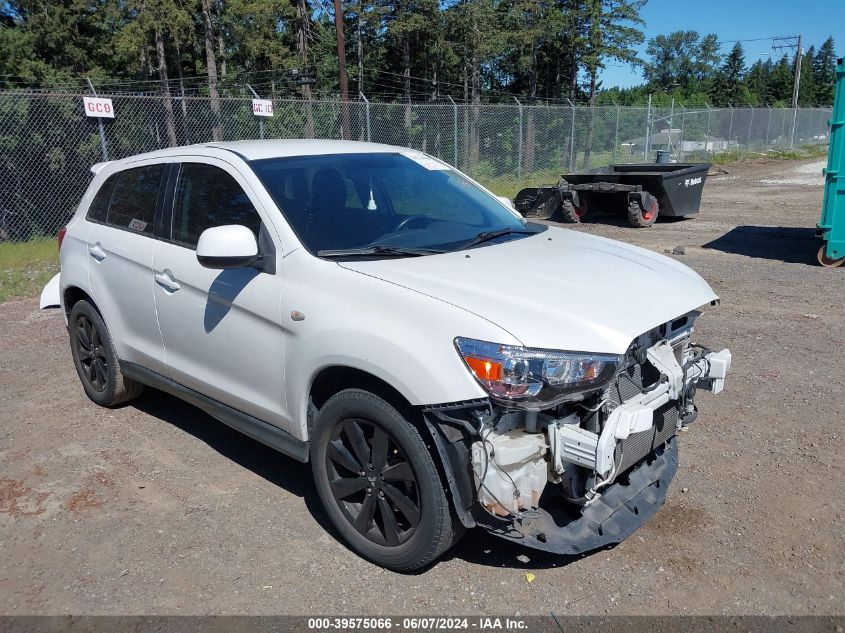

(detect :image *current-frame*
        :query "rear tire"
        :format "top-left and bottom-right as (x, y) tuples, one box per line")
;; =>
(627, 197), (659, 227)
(310, 389), (460, 571)
(68, 300), (144, 407)
(560, 196), (589, 223)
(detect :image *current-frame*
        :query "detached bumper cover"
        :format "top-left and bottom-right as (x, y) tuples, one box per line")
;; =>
(478, 437), (678, 555)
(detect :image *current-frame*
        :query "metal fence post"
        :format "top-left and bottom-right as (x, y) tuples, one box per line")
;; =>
(514, 97), (523, 180)
(790, 107), (798, 147)
(747, 104), (754, 149)
(613, 100), (620, 163)
(448, 95), (458, 168)
(727, 105), (734, 147)
(765, 105), (772, 148)
(705, 104), (712, 157)
(246, 84), (264, 140)
(679, 106), (686, 161)
(86, 78), (109, 161)
(644, 93), (652, 159)
(567, 99), (576, 170)
(359, 91), (371, 142)
(668, 98), (675, 157)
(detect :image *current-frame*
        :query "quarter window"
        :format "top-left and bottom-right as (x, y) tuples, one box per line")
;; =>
(106, 164), (164, 233)
(171, 163), (261, 247)
(86, 175), (117, 223)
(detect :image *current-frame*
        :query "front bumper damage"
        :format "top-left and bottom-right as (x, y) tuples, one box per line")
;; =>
(422, 324), (731, 556)
(481, 438), (678, 555)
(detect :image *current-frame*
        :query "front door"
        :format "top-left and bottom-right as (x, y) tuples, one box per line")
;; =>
(152, 159), (289, 429)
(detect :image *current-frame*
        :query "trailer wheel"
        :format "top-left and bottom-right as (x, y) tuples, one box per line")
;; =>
(817, 245), (844, 268)
(561, 196), (589, 223)
(628, 197), (659, 228)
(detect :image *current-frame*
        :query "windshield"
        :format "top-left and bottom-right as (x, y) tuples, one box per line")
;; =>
(250, 152), (539, 255)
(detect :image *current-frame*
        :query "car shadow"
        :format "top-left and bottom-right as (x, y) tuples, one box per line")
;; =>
(439, 529), (587, 572)
(131, 390), (336, 538)
(702, 225), (819, 265)
(131, 390), (600, 573)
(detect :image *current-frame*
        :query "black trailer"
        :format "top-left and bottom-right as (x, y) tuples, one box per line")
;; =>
(514, 162), (712, 228)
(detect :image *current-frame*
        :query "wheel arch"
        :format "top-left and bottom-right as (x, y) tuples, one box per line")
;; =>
(63, 285), (98, 319)
(309, 365), (417, 427)
(307, 364), (480, 530)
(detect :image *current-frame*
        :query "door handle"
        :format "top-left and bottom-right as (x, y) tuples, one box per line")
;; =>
(154, 270), (181, 292)
(88, 243), (106, 261)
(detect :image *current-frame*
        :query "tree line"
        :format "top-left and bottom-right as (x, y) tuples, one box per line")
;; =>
(601, 32), (839, 108)
(0, 1), (838, 107)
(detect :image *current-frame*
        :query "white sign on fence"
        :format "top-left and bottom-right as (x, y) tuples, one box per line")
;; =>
(252, 99), (274, 117)
(82, 96), (115, 118)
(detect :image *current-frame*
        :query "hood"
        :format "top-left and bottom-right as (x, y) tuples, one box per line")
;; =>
(340, 226), (718, 354)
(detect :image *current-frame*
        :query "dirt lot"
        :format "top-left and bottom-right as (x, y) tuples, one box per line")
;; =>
(1, 158), (843, 616)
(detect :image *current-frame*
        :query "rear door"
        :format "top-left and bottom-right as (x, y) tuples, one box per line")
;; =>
(85, 161), (168, 374)
(152, 158), (289, 428)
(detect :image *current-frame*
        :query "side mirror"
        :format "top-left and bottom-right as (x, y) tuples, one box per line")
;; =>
(496, 195), (515, 210)
(196, 225), (260, 269)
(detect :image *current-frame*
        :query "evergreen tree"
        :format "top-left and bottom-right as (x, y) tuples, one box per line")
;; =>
(768, 54), (794, 105)
(798, 45), (817, 106)
(709, 42), (745, 106)
(814, 37), (837, 105)
(744, 58), (772, 105)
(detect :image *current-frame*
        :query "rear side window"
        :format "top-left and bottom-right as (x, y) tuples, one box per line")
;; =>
(105, 165), (165, 233)
(86, 175), (117, 223)
(171, 163), (261, 247)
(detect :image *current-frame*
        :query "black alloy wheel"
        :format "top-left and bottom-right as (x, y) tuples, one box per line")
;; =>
(327, 418), (420, 546)
(74, 313), (108, 392)
(310, 389), (461, 571)
(68, 299), (144, 407)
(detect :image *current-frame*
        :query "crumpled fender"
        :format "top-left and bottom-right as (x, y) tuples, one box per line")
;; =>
(39, 273), (61, 309)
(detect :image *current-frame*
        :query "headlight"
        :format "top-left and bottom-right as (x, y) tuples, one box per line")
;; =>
(455, 337), (622, 409)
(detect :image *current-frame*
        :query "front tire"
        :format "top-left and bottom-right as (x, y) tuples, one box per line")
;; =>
(68, 300), (144, 407)
(628, 196), (659, 227)
(560, 195), (589, 223)
(310, 389), (459, 571)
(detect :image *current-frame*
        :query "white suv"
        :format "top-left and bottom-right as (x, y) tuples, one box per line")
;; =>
(59, 140), (731, 571)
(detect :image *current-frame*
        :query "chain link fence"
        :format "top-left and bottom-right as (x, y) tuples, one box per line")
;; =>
(0, 88), (832, 242)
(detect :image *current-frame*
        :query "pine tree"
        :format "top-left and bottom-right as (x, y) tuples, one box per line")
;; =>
(798, 45), (818, 106)
(709, 42), (745, 106)
(813, 37), (837, 105)
(768, 54), (794, 105)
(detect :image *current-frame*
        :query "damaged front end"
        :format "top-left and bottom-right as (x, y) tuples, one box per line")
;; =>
(423, 311), (731, 555)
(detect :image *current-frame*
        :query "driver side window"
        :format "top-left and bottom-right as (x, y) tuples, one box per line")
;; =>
(171, 163), (262, 247)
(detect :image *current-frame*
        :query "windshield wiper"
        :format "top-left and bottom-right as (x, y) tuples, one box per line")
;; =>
(461, 227), (537, 249)
(317, 245), (444, 258)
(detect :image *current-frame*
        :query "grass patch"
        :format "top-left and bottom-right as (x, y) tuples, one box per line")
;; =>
(476, 168), (564, 198)
(0, 237), (59, 303)
(711, 144), (828, 166)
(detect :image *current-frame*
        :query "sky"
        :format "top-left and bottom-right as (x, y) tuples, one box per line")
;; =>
(598, 0), (845, 89)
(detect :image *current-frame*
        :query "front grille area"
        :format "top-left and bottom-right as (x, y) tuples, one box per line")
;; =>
(607, 361), (661, 405)
(603, 332), (688, 476)
(614, 400), (679, 474)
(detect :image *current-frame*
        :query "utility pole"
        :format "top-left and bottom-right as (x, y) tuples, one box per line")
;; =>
(333, 0), (351, 139)
(773, 35), (803, 109)
(773, 34), (803, 145)
(790, 34), (803, 109)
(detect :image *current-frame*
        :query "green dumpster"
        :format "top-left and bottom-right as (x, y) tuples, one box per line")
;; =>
(817, 57), (845, 267)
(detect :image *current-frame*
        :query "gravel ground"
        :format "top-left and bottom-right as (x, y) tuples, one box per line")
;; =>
(759, 159), (827, 186)
(1, 158), (843, 616)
